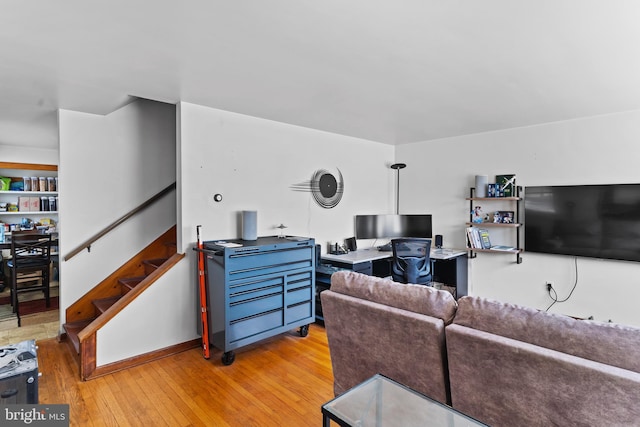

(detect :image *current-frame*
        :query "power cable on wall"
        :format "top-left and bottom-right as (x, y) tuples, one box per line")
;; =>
(545, 257), (579, 312)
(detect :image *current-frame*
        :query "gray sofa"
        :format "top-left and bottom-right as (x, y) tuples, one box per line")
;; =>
(321, 271), (640, 426)
(447, 296), (640, 426)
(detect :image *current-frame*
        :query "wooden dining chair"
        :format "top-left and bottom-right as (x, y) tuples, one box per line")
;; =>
(7, 231), (53, 326)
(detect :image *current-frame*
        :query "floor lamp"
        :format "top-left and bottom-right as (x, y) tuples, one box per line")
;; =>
(390, 163), (406, 214)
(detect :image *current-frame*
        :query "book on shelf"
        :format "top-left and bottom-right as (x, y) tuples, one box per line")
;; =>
(466, 227), (483, 249)
(490, 245), (516, 251)
(466, 227), (516, 251)
(465, 227), (475, 248)
(478, 229), (492, 249)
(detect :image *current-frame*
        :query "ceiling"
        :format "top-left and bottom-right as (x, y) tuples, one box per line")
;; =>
(2, 1), (640, 149)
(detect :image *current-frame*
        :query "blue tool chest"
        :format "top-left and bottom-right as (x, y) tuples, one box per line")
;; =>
(202, 236), (315, 365)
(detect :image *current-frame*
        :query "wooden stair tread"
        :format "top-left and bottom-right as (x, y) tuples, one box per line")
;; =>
(92, 296), (121, 314)
(142, 258), (168, 275)
(118, 276), (146, 293)
(63, 319), (94, 353)
(143, 258), (167, 267)
(59, 226), (179, 380)
(118, 275), (146, 284)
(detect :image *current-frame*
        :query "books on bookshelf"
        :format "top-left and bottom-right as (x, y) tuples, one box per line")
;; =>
(466, 227), (479, 249)
(466, 227), (491, 249)
(466, 227), (516, 251)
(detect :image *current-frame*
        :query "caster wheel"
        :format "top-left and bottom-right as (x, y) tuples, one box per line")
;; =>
(222, 351), (235, 366)
(299, 324), (309, 337)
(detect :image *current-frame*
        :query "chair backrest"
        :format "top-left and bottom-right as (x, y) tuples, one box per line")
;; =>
(391, 238), (432, 284)
(10, 232), (53, 268)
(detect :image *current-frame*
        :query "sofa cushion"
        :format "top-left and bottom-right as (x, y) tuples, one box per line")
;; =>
(453, 296), (640, 373)
(330, 271), (457, 324)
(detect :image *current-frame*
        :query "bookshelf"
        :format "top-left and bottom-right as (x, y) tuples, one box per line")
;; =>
(466, 186), (522, 264)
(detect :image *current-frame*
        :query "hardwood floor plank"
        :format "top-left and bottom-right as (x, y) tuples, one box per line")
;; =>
(38, 341), (95, 426)
(134, 366), (194, 427)
(93, 376), (135, 426)
(147, 366), (224, 426)
(37, 324), (335, 426)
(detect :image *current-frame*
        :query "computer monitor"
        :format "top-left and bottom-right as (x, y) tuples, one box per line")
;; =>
(354, 214), (432, 239)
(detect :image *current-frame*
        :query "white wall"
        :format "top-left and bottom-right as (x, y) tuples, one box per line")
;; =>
(0, 145), (58, 165)
(58, 99), (190, 365)
(397, 109), (640, 327)
(177, 103), (395, 342)
(59, 99), (177, 305)
(90, 101), (395, 366)
(178, 102), (395, 252)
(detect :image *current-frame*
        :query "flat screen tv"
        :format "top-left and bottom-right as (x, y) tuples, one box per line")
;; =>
(524, 184), (640, 262)
(354, 214), (432, 239)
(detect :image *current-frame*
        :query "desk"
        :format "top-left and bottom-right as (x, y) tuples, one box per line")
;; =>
(322, 248), (392, 275)
(321, 248), (468, 297)
(321, 373), (487, 427)
(315, 248), (467, 324)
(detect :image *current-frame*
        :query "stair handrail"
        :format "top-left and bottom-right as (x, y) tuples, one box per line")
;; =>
(64, 182), (176, 261)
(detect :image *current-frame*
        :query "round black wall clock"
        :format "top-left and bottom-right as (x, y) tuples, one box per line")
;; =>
(291, 168), (344, 209)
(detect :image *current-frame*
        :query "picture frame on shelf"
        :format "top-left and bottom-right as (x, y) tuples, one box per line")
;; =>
(493, 211), (515, 224)
(496, 174), (516, 197)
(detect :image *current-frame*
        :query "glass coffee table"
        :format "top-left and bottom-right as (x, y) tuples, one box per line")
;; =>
(321, 374), (487, 427)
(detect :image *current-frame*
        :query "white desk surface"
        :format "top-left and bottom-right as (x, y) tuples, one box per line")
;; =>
(321, 247), (466, 265)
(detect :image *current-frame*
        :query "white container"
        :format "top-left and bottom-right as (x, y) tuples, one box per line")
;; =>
(475, 175), (488, 198)
(242, 210), (257, 240)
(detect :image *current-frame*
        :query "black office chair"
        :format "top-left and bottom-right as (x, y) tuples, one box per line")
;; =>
(7, 231), (52, 326)
(391, 238), (432, 285)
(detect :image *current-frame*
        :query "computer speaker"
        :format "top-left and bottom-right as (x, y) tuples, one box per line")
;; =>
(344, 237), (357, 252)
(242, 210), (257, 240)
(435, 234), (443, 248)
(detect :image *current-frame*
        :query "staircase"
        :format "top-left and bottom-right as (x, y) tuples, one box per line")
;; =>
(61, 226), (184, 380)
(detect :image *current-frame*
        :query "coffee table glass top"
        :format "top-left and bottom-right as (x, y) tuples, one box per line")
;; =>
(322, 374), (487, 427)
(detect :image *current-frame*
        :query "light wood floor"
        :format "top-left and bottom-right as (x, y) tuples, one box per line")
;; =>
(37, 323), (334, 426)
(0, 280), (60, 346)
(0, 311), (59, 345)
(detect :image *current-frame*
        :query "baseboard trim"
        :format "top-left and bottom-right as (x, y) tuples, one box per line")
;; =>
(85, 338), (201, 381)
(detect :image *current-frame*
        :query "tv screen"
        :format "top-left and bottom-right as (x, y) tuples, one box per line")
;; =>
(355, 214), (432, 239)
(524, 184), (640, 262)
